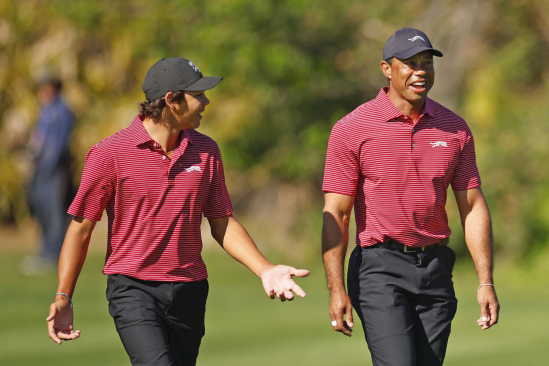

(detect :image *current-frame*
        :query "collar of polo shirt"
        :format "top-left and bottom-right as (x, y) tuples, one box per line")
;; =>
(378, 87), (436, 123)
(129, 116), (194, 147)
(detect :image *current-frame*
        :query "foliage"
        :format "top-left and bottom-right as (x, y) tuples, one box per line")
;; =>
(0, 0), (548, 260)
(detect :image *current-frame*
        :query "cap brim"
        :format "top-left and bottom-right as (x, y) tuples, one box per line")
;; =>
(394, 47), (443, 60)
(184, 76), (223, 91)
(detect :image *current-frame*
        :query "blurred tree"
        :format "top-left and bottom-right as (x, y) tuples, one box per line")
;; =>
(0, 0), (547, 261)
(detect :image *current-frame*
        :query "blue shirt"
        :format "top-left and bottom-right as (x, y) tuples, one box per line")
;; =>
(30, 96), (74, 177)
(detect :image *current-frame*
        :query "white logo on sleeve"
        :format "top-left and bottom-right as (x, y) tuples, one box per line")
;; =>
(408, 36), (425, 42)
(430, 141), (448, 148)
(185, 166), (202, 173)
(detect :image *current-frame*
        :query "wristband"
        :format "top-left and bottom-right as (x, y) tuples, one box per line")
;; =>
(55, 292), (73, 307)
(477, 284), (494, 292)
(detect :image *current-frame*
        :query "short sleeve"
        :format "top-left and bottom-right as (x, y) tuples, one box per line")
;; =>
(451, 126), (482, 190)
(322, 121), (360, 195)
(203, 144), (233, 218)
(68, 145), (115, 221)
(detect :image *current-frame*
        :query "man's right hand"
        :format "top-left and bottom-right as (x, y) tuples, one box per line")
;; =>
(329, 290), (354, 337)
(46, 298), (80, 344)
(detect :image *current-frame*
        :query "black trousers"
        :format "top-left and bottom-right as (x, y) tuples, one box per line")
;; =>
(106, 274), (209, 366)
(348, 244), (458, 366)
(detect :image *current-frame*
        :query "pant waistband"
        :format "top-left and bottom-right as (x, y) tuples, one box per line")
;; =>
(366, 237), (449, 253)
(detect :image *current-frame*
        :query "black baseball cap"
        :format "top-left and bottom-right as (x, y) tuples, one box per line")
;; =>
(383, 28), (443, 61)
(142, 57), (223, 101)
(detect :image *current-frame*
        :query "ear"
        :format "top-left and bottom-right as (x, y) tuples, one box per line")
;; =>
(380, 60), (392, 80)
(164, 91), (175, 108)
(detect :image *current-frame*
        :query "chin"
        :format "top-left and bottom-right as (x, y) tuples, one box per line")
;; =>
(406, 93), (424, 103)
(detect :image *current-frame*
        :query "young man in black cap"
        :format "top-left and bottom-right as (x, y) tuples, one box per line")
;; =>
(46, 57), (309, 366)
(322, 28), (499, 365)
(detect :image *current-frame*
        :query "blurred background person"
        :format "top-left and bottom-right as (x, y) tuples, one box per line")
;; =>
(20, 74), (75, 276)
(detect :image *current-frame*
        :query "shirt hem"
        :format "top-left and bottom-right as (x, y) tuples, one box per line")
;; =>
(103, 271), (209, 283)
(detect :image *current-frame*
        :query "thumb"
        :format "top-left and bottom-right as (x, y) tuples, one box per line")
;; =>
(290, 268), (310, 278)
(346, 303), (354, 328)
(46, 304), (57, 322)
(480, 304), (490, 322)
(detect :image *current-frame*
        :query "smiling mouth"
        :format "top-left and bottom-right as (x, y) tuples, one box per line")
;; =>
(410, 81), (427, 93)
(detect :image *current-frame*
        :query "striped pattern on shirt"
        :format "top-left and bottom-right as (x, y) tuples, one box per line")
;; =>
(68, 116), (233, 282)
(323, 87), (481, 248)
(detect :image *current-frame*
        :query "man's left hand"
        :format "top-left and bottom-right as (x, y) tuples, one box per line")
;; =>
(476, 286), (500, 330)
(261, 265), (310, 301)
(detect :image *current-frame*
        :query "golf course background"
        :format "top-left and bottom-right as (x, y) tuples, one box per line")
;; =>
(1, 0), (549, 364)
(1, 239), (548, 365)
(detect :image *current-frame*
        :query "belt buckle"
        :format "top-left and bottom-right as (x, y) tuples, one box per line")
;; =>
(404, 246), (423, 253)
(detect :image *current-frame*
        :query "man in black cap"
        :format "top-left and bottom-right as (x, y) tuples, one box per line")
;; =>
(46, 57), (309, 366)
(322, 28), (499, 365)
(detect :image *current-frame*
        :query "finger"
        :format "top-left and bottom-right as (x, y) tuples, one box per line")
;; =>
(329, 311), (340, 331)
(340, 307), (352, 336)
(490, 302), (499, 326)
(479, 303), (490, 324)
(284, 291), (294, 301)
(57, 330), (80, 340)
(278, 292), (287, 302)
(290, 283), (306, 298)
(341, 321), (352, 337)
(289, 268), (310, 278)
(47, 322), (62, 345)
(343, 321), (353, 336)
(266, 288), (276, 300)
(345, 303), (354, 328)
(334, 313), (351, 337)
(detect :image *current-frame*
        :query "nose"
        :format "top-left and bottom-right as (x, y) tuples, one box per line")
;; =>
(202, 95), (210, 106)
(414, 67), (426, 76)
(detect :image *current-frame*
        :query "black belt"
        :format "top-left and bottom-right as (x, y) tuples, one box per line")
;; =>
(366, 237), (449, 253)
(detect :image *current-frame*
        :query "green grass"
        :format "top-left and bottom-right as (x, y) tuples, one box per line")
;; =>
(1, 250), (548, 365)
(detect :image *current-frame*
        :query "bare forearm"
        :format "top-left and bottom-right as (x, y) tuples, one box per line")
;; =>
(210, 216), (274, 278)
(56, 218), (95, 298)
(322, 210), (350, 293)
(463, 204), (494, 284)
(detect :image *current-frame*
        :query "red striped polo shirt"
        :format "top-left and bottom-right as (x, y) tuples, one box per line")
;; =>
(323, 87), (481, 248)
(68, 115), (233, 282)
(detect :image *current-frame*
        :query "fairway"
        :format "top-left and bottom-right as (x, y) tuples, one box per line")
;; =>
(1, 250), (547, 366)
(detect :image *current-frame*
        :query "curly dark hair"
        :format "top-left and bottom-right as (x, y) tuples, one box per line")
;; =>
(138, 91), (186, 120)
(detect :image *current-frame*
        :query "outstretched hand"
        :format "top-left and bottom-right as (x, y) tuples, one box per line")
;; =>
(261, 265), (310, 302)
(46, 299), (81, 344)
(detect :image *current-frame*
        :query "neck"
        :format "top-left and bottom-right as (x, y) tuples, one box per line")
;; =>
(142, 116), (182, 155)
(386, 88), (426, 121)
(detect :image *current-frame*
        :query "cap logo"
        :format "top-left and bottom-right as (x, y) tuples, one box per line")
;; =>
(408, 36), (425, 42)
(188, 61), (200, 73)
